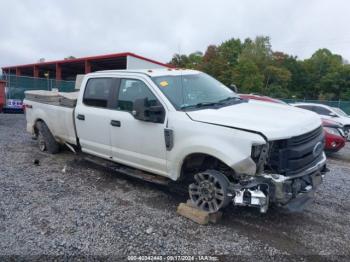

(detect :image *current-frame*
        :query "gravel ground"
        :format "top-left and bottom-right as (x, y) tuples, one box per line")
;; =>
(1, 114), (350, 261)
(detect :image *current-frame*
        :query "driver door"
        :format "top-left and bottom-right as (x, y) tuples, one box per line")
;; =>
(109, 78), (168, 176)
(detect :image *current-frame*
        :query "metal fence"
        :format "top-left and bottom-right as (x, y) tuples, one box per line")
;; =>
(0, 74), (75, 100)
(1, 74), (350, 114)
(281, 98), (350, 115)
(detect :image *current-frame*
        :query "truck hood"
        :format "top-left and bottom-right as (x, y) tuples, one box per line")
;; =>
(187, 100), (322, 141)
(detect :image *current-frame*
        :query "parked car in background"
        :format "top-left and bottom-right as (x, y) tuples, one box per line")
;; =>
(292, 103), (350, 140)
(239, 94), (287, 105)
(322, 118), (346, 152)
(3, 99), (24, 113)
(244, 95), (346, 153)
(332, 107), (349, 117)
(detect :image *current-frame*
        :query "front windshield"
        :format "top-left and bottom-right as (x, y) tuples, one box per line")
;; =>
(151, 73), (239, 109)
(332, 107), (348, 117)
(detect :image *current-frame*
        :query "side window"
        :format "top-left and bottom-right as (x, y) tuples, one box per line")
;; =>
(313, 106), (332, 116)
(117, 79), (158, 112)
(83, 78), (114, 108)
(297, 105), (313, 111)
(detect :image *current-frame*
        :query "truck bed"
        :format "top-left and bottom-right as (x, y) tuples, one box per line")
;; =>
(24, 90), (78, 145)
(25, 90), (79, 107)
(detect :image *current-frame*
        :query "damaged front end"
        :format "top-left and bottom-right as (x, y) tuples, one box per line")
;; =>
(229, 126), (328, 213)
(262, 156), (327, 212)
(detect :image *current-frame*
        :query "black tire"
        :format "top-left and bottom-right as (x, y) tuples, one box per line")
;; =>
(188, 169), (230, 213)
(35, 121), (60, 154)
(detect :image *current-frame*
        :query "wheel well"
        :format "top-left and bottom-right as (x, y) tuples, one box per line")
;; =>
(33, 119), (44, 136)
(179, 153), (235, 182)
(33, 119), (44, 135)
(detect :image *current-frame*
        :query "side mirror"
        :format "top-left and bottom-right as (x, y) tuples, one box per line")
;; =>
(230, 84), (238, 93)
(133, 98), (165, 123)
(329, 112), (338, 118)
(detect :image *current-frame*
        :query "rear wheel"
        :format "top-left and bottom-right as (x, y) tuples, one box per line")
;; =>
(188, 170), (230, 213)
(35, 121), (60, 154)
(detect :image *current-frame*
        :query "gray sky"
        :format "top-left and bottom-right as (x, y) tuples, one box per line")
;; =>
(0, 0), (349, 68)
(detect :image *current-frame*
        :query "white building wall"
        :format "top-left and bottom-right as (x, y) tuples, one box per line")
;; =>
(126, 55), (168, 70)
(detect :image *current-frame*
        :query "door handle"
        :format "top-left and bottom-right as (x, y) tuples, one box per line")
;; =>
(110, 120), (121, 127)
(77, 114), (85, 120)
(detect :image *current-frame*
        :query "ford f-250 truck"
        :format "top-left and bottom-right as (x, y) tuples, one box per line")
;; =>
(24, 69), (327, 213)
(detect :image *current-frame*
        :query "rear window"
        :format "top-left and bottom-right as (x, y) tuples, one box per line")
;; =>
(83, 78), (114, 108)
(313, 106), (332, 116)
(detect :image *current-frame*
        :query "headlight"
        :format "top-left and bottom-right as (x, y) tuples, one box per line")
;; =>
(251, 144), (269, 163)
(324, 127), (342, 136)
(337, 128), (345, 137)
(251, 144), (264, 161)
(251, 143), (269, 175)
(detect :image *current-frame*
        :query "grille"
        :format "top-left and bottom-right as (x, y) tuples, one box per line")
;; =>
(287, 126), (323, 146)
(267, 126), (324, 176)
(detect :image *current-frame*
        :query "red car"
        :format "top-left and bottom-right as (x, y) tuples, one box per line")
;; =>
(0, 80), (6, 113)
(322, 118), (346, 152)
(240, 94), (346, 152)
(239, 94), (287, 104)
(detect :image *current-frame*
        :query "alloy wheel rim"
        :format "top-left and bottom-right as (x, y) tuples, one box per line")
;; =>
(189, 173), (226, 213)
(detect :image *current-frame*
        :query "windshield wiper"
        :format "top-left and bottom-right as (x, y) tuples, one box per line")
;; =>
(180, 97), (242, 110)
(217, 96), (241, 104)
(180, 102), (220, 110)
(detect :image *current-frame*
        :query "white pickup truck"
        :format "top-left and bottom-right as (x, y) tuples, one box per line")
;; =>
(24, 69), (327, 213)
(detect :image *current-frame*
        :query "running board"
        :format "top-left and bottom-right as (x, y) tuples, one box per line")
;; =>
(83, 155), (171, 186)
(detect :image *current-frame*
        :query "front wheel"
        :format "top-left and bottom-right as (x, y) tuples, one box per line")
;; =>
(188, 170), (230, 213)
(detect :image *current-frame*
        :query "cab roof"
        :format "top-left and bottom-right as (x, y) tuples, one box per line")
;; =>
(95, 68), (200, 77)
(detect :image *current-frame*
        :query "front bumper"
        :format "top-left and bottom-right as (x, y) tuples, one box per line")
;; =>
(263, 152), (327, 211)
(230, 152), (327, 213)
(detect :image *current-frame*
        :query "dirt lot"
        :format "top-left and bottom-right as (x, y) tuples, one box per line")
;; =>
(1, 114), (350, 261)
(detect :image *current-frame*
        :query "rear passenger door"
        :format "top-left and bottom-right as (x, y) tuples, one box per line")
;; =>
(75, 78), (117, 159)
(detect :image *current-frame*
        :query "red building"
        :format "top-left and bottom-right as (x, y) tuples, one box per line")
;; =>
(2, 52), (171, 81)
(0, 80), (6, 112)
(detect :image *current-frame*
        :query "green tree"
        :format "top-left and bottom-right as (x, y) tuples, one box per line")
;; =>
(217, 38), (242, 66)
(168, 37), (350, 102)
(264, 65), (291, 96)
(303, 48), (343, 99)
(169, 51), (203, 69)
(239, 36), (272, 71)
(236, 36), (276, 94)
(187, 51), (203, 68)
(199, 45), (234, 86)
(272, 52), (308, 98)
(320, 65), (350, 100)
(233, 58), (264, 93)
